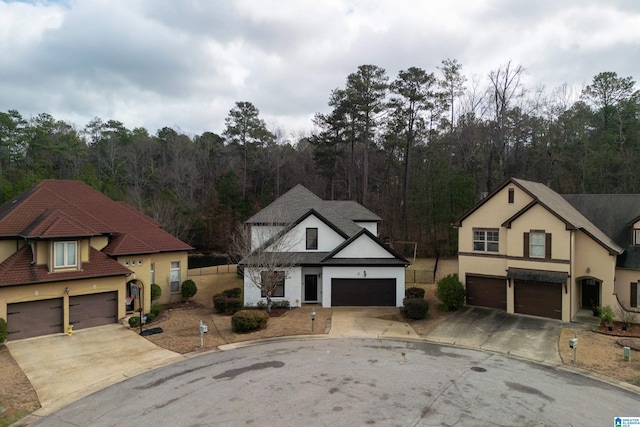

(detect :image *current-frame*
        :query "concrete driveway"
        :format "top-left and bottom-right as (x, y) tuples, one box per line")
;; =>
(329, 307), (419, 339)
(6, 324), (184, 415)
(426, 306), (562, 365)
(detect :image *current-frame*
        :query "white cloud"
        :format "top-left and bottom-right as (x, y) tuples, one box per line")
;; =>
(0, 0), (638, 136)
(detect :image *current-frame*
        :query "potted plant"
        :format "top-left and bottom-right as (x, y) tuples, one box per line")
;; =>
(591, 301), (600, 317)
(598, 305), (615, 331)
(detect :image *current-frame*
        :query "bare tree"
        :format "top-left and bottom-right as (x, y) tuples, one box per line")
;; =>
(231, 214), (304, 312)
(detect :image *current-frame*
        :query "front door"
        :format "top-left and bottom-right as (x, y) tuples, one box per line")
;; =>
(581, 278), (600, 309)
(304, 275), (318, 302)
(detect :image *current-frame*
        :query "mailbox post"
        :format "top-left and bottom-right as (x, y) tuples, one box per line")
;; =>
(569, 333), (578, 364)
(199, 320), (208, 348)
(311, 309), (316, 332)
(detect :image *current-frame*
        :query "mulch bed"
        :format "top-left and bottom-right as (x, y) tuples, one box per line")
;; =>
(596, 321), (640, 350)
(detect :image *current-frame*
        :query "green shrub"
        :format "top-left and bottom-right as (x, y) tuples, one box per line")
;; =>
(150, 304), (163, 317)
(403, 298), (429, 320)
(150, 283), (162, 301)
(599, 305), (615, 324)
(224, 297), (244, 314)
(436, 273), (466, 311)
(271, 300), (290, 309)
(405, 287), (425, 299)
(181, 279), (198, 302)
(145, 312), (156, 323)
(232, 310), (268, 333)
(213, 294), (227, 313)
(256, 301), (267, 310)
(128, 316), (141, 328)
(0, 317), (7, 343)
(222, 287), (242, 298)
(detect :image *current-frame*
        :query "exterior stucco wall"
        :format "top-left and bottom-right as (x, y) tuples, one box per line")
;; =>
(574, 230), (617, 312)
(321, 266), (406, 307)
(118, 251), (189, 309)
(458, 185), (534, 254)
(507, 204), (571, 261)
(0, 275), (127, 330)
(0, 240), (17, 264)
(615, 268), (640, 309)
(90, 235), (110, 251)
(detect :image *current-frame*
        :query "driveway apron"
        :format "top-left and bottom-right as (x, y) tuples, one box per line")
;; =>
(6, 324), (184, 415)
(426, 306), (562, 365)
(329, 307), (419, 339)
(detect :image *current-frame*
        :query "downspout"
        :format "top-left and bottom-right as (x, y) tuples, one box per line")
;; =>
(569, 230), (574, 322)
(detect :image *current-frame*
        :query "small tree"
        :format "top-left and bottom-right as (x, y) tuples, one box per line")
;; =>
(0, 317), (7, 344)
(231, 217), (303, 313)
(436, 273), (465, 311)
(181, 279), (197, 303)
(150, 283), (162, 301)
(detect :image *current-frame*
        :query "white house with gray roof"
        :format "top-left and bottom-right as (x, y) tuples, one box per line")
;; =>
(455, 177), (640, 322)
(240, 184), (409, 308)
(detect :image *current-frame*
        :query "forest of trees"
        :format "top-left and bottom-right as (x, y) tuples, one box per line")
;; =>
(0, 61), (638, 257)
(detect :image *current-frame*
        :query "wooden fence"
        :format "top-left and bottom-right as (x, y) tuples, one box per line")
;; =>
(188, 264), (238, 276)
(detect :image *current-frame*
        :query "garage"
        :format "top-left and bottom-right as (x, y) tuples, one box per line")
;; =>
(69, 292), (118, 330)
(514, 280), (562, 320)
(465, 275), (507, 310)
(331, 278), (396, 306)
(6, 298), (64, 340)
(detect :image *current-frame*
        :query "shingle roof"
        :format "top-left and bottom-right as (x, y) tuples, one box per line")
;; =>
(0, 180), (192, 256)
(508, 178), (623, 255)
(0, 246), (132, 287)
(245, 184), (379, 237)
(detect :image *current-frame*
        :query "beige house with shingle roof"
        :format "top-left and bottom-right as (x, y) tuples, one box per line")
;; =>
(0, 180), (192, 340)
(455, 177), (640, 322)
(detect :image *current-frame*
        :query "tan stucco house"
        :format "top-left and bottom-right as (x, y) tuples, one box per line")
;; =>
(0, 180), (192, 340)
(455, 177), (640, 322)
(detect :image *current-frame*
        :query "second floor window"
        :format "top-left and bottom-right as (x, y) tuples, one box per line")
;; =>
(634, 229), (640, 245)
(54, 241), (77, 268)
(473, 229), (499, 253)
(529, 231), (546, 258)
(306, 228), (318, 250)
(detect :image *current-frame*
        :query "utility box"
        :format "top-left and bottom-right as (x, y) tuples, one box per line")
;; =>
(569, 337), (578, 349)
(624, 346), (631, 362)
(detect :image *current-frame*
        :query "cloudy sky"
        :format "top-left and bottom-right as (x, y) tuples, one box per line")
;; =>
(1, 0), (639, 137)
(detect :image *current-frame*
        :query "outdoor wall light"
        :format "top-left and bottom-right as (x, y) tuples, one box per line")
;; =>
(586, 267), (591, 274)
(65, 287), (70, 294)
(363, 270), (367, 277)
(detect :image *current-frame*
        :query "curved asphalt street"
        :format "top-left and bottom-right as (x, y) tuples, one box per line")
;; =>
(30, 338), (638, 427)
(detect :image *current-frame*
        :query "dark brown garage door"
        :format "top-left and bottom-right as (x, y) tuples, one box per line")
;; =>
(465, 275), (506, 310)
(514, 280), (562, 320)
(331, 278), (396, 306)
(6, 298), (64, 340)
(69, 292), (118, 330)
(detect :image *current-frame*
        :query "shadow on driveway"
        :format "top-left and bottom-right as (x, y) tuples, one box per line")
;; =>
(426, 306), (562, 365)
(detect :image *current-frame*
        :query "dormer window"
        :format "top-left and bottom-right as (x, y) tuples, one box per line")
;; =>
(54, 241), (77, 268)
(634, 229), (640, 245)
(306, 228), (318, 250)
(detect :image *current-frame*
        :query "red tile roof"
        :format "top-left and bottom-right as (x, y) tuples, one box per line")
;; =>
(0, 180), (192, 255)
(0, 246), (132, 287)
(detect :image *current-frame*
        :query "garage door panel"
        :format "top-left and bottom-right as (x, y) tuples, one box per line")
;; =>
(331, 279), (396, 306)
(69, 292), (118, 330)
(7, 299), (63, 340)
(466, 275), (506, 310)
(514, 280), (562, 320)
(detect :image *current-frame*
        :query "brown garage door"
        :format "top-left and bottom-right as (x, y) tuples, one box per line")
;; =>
(69, 292), (118, 330)
(331, 278), (396, 306)
(465, 275), (507, 310)
(514, 280), (562, 320)
(6, 298), (64, 340)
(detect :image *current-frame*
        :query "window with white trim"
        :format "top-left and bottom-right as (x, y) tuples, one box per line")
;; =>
(473, 229), (499, 253)
(54, 241), (77, 268)
(634, 229), (640, 245)
(170, 261), (180, 293)
(529, 231), (546, 258)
